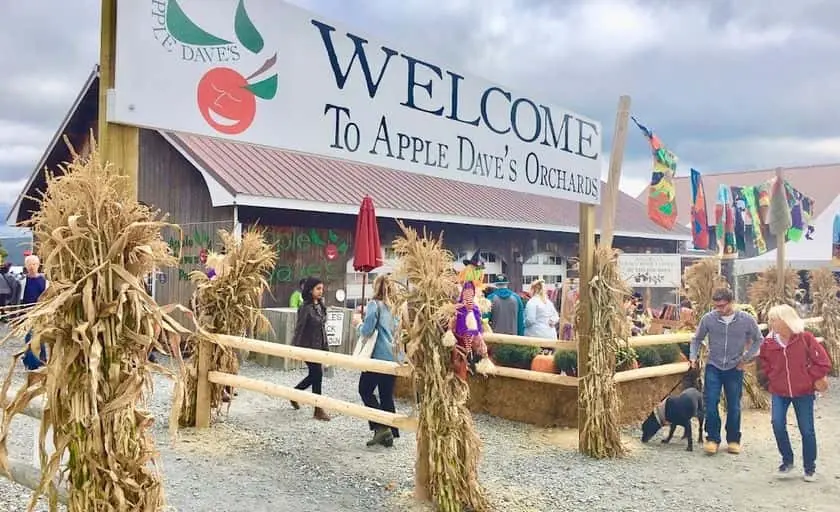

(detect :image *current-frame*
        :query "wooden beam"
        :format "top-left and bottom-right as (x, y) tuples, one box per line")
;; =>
(3, 392), (45, 420)
(614, 362), (690, 383)
(2, 458), (69, 504)
(99, 0), (139, 200)
(484, 333), (577, 351)
(487, 365), (578, 386)
(599, 95), (632, 249)
(775, 167), (786, 296)
(194, 338), (212, 429)
(208, 371), (417, 431)
(213, 334), (412, 377)
(576, 202), (596, 452)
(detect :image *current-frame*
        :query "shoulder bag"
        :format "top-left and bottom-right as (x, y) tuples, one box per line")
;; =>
(352, 302), (380, 359)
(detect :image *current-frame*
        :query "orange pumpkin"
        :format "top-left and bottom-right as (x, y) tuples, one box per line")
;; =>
(530, 354), (556, 373)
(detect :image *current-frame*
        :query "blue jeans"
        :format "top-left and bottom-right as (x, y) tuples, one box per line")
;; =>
(771, 394), (816, 473)
(704, 365), (744, 444)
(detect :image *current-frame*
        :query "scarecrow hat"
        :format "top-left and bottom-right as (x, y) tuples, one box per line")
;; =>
(462, 249), (485, 268)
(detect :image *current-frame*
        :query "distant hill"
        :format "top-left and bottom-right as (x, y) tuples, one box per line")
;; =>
(0, 204), (31, 238)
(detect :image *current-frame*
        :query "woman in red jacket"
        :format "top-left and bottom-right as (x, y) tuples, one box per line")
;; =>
(759, 304), (832, 482)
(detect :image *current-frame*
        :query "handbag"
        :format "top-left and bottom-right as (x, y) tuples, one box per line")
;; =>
(802, 335), (829, 393)
(352, 302), (380, 359)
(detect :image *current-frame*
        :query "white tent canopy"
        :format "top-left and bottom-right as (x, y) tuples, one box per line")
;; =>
(734, 194), (840, 276)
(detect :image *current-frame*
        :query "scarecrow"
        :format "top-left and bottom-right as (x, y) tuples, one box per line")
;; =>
(446, 281), (493, 381)
(458, 249), (492, 327)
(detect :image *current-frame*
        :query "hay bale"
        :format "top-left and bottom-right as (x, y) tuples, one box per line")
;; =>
(0, 140), (190, 510)
(393, 221), (489, 512)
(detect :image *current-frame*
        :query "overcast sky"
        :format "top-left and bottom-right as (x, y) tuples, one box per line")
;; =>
(2, 0), (840, 206)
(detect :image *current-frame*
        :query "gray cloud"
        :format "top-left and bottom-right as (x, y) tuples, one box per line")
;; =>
(2, 0), (839, 203)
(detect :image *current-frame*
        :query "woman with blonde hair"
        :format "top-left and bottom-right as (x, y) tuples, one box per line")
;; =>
(524, 279), (559, 340)
(759, 304), (831, 482)
(353, 274), (401, 447)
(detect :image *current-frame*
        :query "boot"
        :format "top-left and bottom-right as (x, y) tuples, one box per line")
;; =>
(366, 427), (394, 447)
(314, 407), (331, 421)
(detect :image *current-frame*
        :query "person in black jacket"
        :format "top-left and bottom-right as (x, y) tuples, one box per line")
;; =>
(290, 276), (331, 421)
(0, 263), (20, 322)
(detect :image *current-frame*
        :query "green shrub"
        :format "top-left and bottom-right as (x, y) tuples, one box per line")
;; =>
(677, 342), (690, 358)
(490, 343), (539, 369)
(655, 343), (682, 364)
(553, 350), (578, 375)
(615, 346), (638, 371)
(636, 346), (662, 367)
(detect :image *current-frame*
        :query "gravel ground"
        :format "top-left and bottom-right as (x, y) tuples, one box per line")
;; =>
(0, 328), (838, 512)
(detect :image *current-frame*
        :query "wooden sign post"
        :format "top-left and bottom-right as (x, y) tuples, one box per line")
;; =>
(577, 95), (631, 452)
(99, 0), (139, 200)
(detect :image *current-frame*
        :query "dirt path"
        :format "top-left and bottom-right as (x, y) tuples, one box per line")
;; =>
(0, 328), (838, 511)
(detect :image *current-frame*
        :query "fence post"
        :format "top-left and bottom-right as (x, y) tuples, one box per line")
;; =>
(195, 338), (212, 428)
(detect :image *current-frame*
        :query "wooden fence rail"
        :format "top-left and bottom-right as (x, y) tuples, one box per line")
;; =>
(484, 317), (825, 350)
(0, 394), (68, 504)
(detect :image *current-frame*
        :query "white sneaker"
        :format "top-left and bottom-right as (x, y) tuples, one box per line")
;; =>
(803, 471), (817, 483)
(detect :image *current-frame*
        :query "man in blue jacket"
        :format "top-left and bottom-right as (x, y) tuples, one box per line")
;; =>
(689, 287), (763, 455)
(485, 275), (525, 336)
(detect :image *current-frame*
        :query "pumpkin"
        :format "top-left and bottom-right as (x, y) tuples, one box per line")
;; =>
(530, 354), (556, 373)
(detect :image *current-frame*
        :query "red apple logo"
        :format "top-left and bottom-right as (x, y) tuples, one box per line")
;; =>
(195, 55), (279, 136)
(197, 68), (257, 135)
(325, 243), (338, 261)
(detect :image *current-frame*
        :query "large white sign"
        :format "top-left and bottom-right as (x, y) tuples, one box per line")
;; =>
(618, 253), (682, 288)
(113, 0), (603, 204)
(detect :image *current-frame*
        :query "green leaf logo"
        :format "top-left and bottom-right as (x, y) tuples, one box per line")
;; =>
(245, 75), (278, 100)
(166, 0), (232, 46)
(235, 0), (264, 54)
(165, 0), (265, 55)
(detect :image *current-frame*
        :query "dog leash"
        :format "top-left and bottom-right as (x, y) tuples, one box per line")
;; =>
(657, 366), (693, 402)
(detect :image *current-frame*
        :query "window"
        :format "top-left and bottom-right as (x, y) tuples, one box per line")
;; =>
(479, 251), (497, 263)
(522, 275), (540, 284)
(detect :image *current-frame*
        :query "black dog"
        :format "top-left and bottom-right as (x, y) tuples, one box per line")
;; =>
(640, 387), (704, 451)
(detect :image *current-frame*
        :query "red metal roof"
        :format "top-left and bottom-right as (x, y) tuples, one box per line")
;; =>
(166, 131), (690, 239)
(636, 164), (840, 227)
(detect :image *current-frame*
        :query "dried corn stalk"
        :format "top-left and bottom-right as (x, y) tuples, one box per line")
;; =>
(392, 221), (488, 512)
(577, 247), (630, 459)
(747, 266), (797, 322)
(0, 140), (188, 511)
(179, 229), (275, 426)
(809, 268), (840, 377)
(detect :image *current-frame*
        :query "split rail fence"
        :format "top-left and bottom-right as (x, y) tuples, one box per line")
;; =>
(1, 316), (825, 497)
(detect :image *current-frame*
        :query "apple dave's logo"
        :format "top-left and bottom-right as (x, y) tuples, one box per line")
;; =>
(155, 0), (278, 135)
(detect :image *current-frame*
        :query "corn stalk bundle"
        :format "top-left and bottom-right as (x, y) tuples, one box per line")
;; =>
(809, 268), (840, 377)
(0, 142), (189, 511)
(747, 266), (797, 322)
(577, 247), (630, 459)
(178, 229), (275, 426)
(681, 258), (727, 329)
(391, 221), (488, 512)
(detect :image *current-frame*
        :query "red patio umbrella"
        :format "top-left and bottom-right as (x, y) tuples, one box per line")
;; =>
(353, 196), (383, 313)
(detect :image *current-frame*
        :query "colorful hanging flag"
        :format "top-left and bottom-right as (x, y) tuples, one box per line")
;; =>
(742, 186), (767, 255)
(689, 169), (709, 250)
(833, 213), (840, 265)
(715, 185), (737, 257)
(631, 116), (678, 230)
(730, 186), (748, 253)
